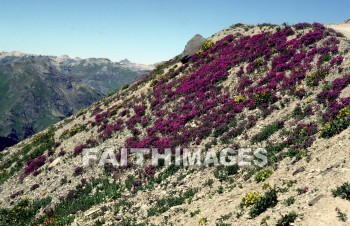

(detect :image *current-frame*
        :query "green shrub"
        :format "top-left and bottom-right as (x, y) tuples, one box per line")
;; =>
(258, 23), (277, 28)
(118, 218), (145, 226)
(148, 188), (198, 217)
(332, 182), (350, 200)
(338, 106), (350, 118)
(0, 197), (52, 225)
(266, 143), (285, 165)
(306, 70), (327, 86)
(336, 208), (348, 222)
(152, 165), (181, 184)
(306, 74), (315, 86)
(125, 175), (135, 191)
(216, 212), (233, 225)
(109, 105), (122, 117)
(234, 95), (245, 103)
(292, 104), (313, 119)
(60, 124), (87, 140)
(255, 169), (273, 182)
(150, 79), (159, 87)
(320, 107), (350, 138)
(249, 189), (278, 218)
(251, 121), (284, 143)
(34, 179), (121, 225)
(217, 186), (224, 194)
(154, 64), (165, 75)
(276, 211), (298, 226)
(190, 209), (201, 217)
(214, 165), (239, 182)
(292, 104), (303, 117)
(196, 40), (214, 55)
(243, 167), (258, 181)
(204, 179), (214, 187)
(198, 217), (207, 225)
(319, 118), (350, 138)
(283, 196), (295, 206)
(296, 186), (309, 195)
(121, 84), (130, 90)
(253, 90), (274, 105)
(322, 54), (331, 62)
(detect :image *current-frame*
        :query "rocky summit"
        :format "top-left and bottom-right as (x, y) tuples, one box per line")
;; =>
(180, 34), (207, 57)
(0, 22), (350, 226)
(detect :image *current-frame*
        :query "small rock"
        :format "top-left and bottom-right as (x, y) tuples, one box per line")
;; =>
(85, 208), (99, 217)
(180, 34), (206, 57)
(292, 166), (305, 176)
(320, 167), (332, 176)
(48, 157), (61, 168)
(308, 194), (324, 206)
(114, 215), (122, 221)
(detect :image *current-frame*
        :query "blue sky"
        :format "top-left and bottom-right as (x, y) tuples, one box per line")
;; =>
(0, 0), (349, 64)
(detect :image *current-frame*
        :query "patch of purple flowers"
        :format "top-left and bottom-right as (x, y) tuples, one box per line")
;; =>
(24, 155), (46, 175)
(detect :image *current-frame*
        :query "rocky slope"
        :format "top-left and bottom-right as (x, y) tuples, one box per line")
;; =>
(0, 22), (350, 226)
(0, 52), (153, 149)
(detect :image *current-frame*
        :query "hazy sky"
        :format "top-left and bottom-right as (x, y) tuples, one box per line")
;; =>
(0, 0), (349, 64)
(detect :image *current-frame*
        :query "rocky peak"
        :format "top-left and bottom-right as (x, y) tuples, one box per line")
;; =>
(180, 34), (206, 57)
(119, 59), (131, 64)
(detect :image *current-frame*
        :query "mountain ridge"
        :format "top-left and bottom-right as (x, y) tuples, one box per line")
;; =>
(0, 51), (154, 73)
(0, 51), (154, 150)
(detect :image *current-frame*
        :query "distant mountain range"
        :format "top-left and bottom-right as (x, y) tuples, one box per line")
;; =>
(0, 51), (154, 150)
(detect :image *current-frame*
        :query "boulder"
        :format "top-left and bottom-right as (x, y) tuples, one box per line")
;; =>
(180, 34), (206, 58)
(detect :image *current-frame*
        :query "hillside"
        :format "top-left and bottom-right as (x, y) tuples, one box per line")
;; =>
(0, 53), (152, 149)
(0, 22), (350, 226)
